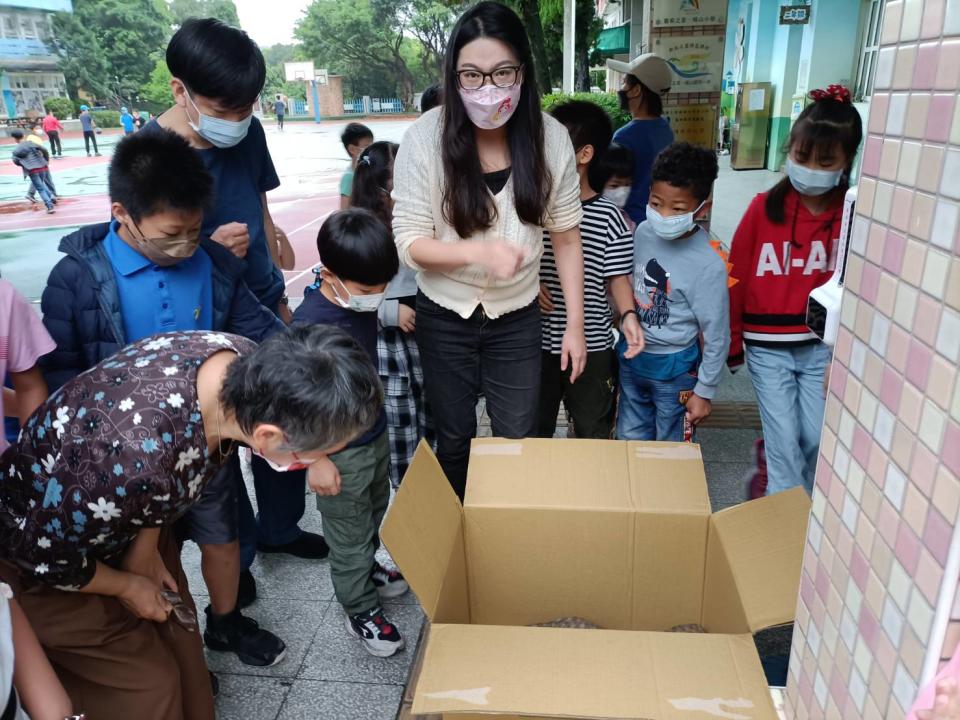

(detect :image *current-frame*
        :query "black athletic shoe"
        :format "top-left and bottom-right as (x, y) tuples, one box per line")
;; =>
(238, 569), (257, 609)
(345, 606), (405, 658)
(209, 671), (219, 697)
(257, 532), (329, 559)
(371, 561), (409, 599)
(203, 606), (286, 667)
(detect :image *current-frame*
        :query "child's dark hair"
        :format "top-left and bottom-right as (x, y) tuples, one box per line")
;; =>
(651, 142), (719, 203)
(420, 84), (443, 113)
(167, 19), (265, 110)
(350, 141), (398, 231)
(341, 123), (373, 152)
(549, 100), (613, 193)
(317, 208), (398, 286)
(766, 86), (863, 223)
(108, 129), (213, 222)
(10, 130), (23, 140)
(594, 143), (634, 187)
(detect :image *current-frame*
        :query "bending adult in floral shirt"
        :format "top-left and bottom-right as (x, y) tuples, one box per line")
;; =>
(0, 326), (382, 720)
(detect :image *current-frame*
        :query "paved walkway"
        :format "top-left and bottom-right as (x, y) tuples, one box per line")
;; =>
(1, 117), (784, 719)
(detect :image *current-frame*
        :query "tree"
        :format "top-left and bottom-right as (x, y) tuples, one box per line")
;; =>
(169, 0), (240, 26)
(53, 0), (173, 105)
(296, 0), (416, 105)
(406, 0), (464, 78)
(503, 0), (553, 93)
(540, 0), (603, 92)
(139, 57), (173, 106)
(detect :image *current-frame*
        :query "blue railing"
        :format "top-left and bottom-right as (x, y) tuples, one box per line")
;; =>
(343, 99), (363, 114)
(291, 99), (307, 115)
(370, 97), (404, 114)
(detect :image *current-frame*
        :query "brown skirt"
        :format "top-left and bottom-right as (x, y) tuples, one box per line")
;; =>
(1, 528), (215, 720)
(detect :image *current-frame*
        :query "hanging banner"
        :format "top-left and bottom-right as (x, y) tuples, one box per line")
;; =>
(652, 34), (725, 93)
(663, 104), (718, 149)
(652, 0), (728, 27)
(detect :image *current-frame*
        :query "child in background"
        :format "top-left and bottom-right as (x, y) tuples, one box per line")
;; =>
(0, 279), (54, 452)
(292, 209), (410, 658)
(24, 123), (57, 205)
(598, 144), (635, 209)
(350, 141), (435, 487)
(537, 101), (643, 439)
(9, 130), (54, 214)
(617, 142), (728, 441)
(339, 123), (373, 209)
(727, 85), (863, 496)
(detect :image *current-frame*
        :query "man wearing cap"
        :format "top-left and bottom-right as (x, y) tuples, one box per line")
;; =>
(120, 106), (136, 135)
(606, 53), (674, 224)
(79, 105), (101, 156)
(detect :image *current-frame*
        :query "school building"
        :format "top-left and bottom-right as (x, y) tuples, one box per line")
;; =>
(0, 0), (71, 119)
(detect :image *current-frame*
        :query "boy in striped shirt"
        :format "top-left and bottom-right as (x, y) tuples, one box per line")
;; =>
(537, 101), (645, 438)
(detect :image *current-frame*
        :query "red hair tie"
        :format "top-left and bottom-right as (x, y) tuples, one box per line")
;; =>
(809, 84), (852, 105)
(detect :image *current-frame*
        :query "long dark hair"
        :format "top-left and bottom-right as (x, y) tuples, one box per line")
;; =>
(350, 141), (399, 231)
(441, 1), (549, 238)
(765, 87), (863, 223)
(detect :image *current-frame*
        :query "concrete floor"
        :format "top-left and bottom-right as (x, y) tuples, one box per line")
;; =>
(1, 117), (785, 719)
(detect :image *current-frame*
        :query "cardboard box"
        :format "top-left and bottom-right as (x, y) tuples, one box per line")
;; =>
(383, 438), (811, 720)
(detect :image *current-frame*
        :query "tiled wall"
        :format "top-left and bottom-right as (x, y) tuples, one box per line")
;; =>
(785, 0), (960, 718)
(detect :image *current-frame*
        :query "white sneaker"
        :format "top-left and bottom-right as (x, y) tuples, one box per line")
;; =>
(371, 561), (409, 599)
(345, 607), (405, 657)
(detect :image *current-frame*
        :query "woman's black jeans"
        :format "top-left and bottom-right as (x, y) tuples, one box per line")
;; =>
(415, 291), (541, 499)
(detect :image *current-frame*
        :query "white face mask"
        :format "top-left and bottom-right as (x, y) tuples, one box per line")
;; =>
(184, 88), (251, 149)
(331, 276), (385, 313)
(646, 201), (706, 240)
(604, 186), (631, 208)
(251, 448), (311, 473)
(785, 157), (843, 196)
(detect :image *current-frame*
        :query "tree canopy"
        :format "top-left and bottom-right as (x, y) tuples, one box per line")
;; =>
(169, 0), (240, 26)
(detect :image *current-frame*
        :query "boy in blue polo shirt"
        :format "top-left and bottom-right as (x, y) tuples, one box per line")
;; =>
(40, 129), (287, 669)
(140, 17), (329, 608)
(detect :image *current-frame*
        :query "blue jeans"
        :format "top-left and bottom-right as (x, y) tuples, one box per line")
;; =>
(746, 343), (831, 496)
(616, 355), (697, 441)
(28, 173), (54, 208)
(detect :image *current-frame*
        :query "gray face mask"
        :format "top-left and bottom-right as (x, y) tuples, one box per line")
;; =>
(185, 89), (251, 148)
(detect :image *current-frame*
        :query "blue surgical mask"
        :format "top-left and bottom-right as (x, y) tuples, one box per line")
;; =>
(185, 89), (251, 149)
(645, 201), (705, 240)
(785, 157), (843, 196)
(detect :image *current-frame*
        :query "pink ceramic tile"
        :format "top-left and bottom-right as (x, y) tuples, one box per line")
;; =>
(916, 548), (945, 605)
(923, 508), (952, 565)
(888, 325), (910, 373)
(922, 0), (946, 38)
(894, 45), (919, 90)
(853, 424), (872, 469)
(878, 500), (902, 547)
(832, 364), (848, 400)
(851, 546), (869, 591)
(928, 94), (957, 143)
(830, 668), (849, 706)
(911, 444), (938, 496)
(861, 262), (881, 304)
(906, 339), (934, 390)
(816, 562), (831, 602)
(801, 571), (816, 607)
(914, 42), (941, 89)
(894, 523), (922, 574)
(862, 135), (883, 178)
(914, 294), (944, 346)
(890, 188), (913, 232)
(860, 605), (880, 650)
(883, 231), (907, 274)
(869, 94), (890, 135)
(881, 366), (904, 411)
(800, 670), (815, 713)
(943, 421), (960, 477)
(936, 40), (960, 90)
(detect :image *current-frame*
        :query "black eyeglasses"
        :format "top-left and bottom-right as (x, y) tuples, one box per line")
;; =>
(456, 65), (523, 90)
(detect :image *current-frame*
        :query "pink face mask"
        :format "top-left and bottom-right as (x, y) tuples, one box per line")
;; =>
(458, 83), (522, 130)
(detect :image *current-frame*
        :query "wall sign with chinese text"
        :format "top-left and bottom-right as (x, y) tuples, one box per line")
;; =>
(652, 0), (728, 27)
(663, 104), (718, 149)
(651, 34), (725, 93)
(779, 5), (811, 24)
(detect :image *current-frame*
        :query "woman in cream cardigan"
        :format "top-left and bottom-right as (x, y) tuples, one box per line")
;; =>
(392, 1), (585, 498)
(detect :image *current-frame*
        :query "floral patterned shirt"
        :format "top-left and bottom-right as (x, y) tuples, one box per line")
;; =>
(0, 331), (255, 590)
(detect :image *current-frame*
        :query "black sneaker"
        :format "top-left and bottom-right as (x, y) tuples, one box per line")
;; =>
(371, 561), (409, 599)
(257, 531), (329, 559)
(238, 569), (257, 609)
(203, 606), (286, 667)
(209, 671), (219, 697)
(345, 607), (405, 657)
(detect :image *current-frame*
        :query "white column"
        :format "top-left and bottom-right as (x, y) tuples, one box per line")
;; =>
(562, 0), (575, 93)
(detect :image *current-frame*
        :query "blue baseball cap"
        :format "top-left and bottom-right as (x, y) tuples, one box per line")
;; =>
(121, 106), (128, 113)
(80, 105), (89, 111)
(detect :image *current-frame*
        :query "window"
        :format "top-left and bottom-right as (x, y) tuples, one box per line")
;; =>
(36, 17), (49, 41)
(19, 15), (36, 39)
(1, 14), (17, 39)
(854, 0), (884, 100)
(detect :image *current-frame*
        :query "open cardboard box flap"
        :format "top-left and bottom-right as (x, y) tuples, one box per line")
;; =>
(702, 487), (811, 634)
(381, 440), (469, 624)
(412, 624), (778, 719)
